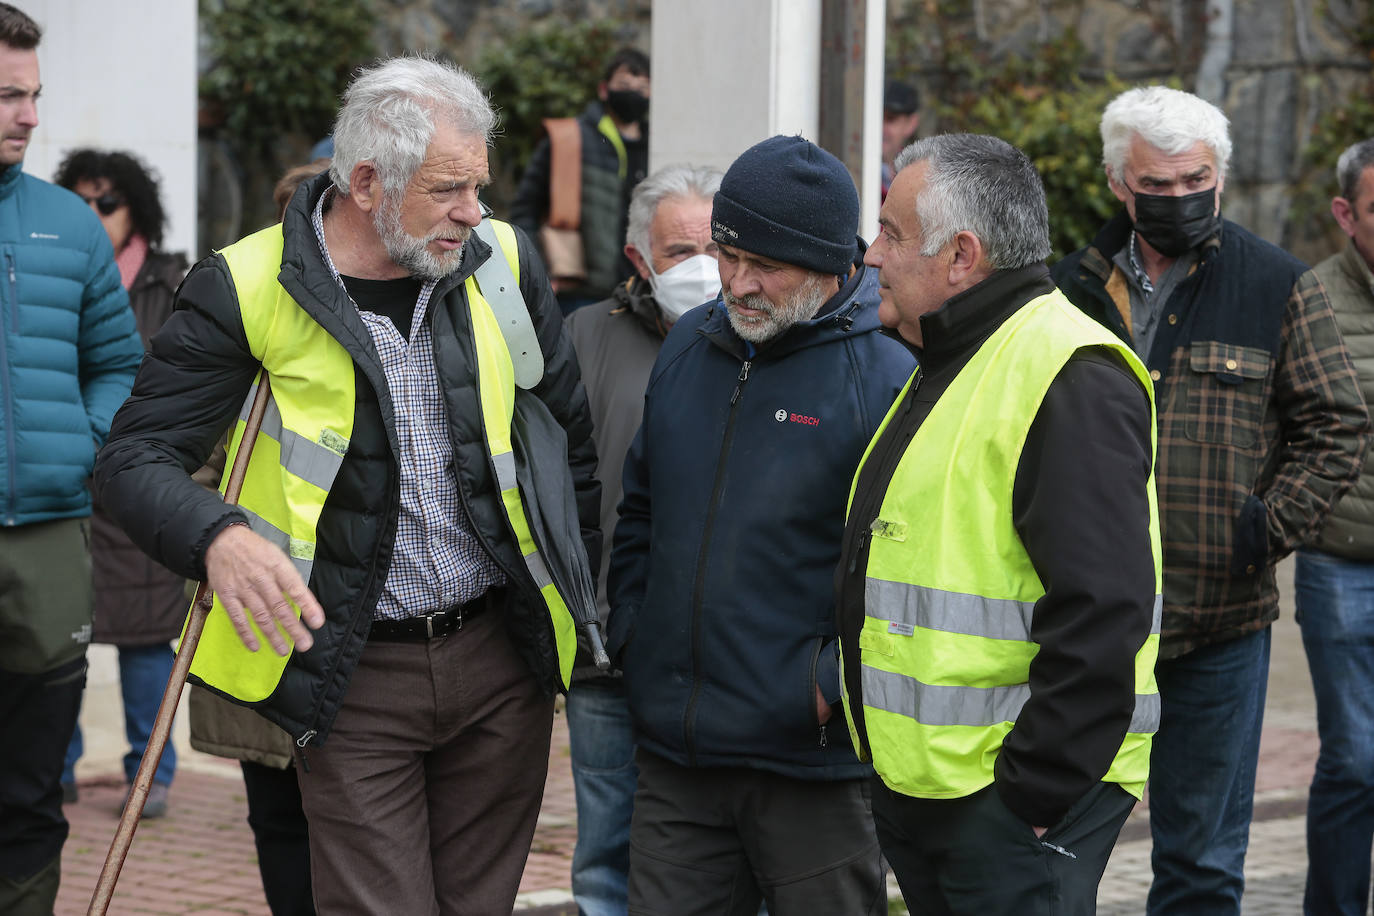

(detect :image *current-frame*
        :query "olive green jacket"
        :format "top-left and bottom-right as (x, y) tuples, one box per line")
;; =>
(1313, 241), (1374, 560)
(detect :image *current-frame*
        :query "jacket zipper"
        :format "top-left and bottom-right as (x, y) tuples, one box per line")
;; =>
(809, 638), (828, 748)
(837, 370), (922, 760)
(683, 357), (752, 764)
(294, 729), (317, 773)
(0, 250), (16, 523)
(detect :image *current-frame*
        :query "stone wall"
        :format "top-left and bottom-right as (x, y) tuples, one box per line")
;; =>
(368, 0), (650, 69)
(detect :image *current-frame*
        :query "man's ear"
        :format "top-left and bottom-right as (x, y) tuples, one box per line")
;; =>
(947, 230), (985, 285)
(1106, 167), (1129, 205)
(597, 81), (609, 102)
(349, 162), (382, 213)
(625, 243), (652, 283)
(1333, 196), (1358, 239)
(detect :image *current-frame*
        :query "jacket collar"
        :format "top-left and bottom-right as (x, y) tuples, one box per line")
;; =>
(0, 161), (22, 200)
(919, 262), (1057, 374)
(1340, 238), (1374, 298)
(130, 250), (188, 294)
(612, 275), (669, 338)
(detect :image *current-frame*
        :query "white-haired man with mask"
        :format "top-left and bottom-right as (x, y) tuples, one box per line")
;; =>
(94, 57), (599, 914)
(562, 162), (721, 916)
(1055, 85), (1369, 914)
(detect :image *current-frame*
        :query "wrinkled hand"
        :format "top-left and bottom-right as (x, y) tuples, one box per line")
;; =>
(815, 684), (833, 725)
(205, 523), (325, 654)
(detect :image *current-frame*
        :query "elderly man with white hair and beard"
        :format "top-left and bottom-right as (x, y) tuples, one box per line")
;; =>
(94, 57), (599, 914)
(606, 135), (915, 915)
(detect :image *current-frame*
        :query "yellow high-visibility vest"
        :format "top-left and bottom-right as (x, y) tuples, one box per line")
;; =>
(842, 289), (1162, 801)
(186, 219), (577, 702)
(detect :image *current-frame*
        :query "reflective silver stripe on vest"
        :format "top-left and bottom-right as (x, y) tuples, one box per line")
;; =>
(1132, 691), (1161, 734)
(237, 383), (347, 491)
(865, 580), (1166, 640)
(471, 219), (544, 390)
(865, 578), (1035, 641)
(237, 507), (315, 585)
(862, 665), (1160, 734)
(490, 449), (555, 590)
(863, 665), (1031, 727)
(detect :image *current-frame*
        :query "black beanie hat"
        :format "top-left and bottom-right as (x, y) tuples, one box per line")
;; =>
(711, 135), (859, 275)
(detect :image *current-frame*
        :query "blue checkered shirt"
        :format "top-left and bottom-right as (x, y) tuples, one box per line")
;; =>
(312, 190), (505, 620)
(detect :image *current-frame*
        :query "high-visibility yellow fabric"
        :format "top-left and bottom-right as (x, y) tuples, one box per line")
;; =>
(842, 290), (1162, 801)
(188, 218), (576, 703)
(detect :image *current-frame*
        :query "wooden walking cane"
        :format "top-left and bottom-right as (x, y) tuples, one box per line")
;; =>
(89, 374), (274, 915)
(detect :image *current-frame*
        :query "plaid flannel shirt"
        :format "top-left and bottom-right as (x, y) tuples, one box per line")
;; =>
(1055, 215), (1370, 658)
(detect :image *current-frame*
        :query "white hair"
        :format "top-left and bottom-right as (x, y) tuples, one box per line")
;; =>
(1101, 85), (1232, 183)
(625, 164), (723, 260)
(1336, 139), (1374, 203)
(330, 56), (496, 198)
(894, 133), (1051, 269)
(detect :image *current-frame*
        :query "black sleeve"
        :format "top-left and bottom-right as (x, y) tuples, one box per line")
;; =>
(508, 138), (552, 240)
(514, 223), (602, 576)
(994, 347), (1156, 827)
(92, 256), (260, 581)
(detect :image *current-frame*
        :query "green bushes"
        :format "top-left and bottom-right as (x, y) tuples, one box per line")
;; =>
(199, 0), (375, 152)
(475, 19), (633, 205)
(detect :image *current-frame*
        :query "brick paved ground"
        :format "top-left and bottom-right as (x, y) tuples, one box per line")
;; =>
(56, 567), (1343, 914)
(57, 707), (580, 916)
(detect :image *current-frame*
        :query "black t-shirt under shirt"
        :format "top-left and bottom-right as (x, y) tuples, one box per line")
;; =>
(341, 274), (423, 342)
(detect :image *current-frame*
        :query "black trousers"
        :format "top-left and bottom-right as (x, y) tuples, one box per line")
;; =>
(0, 656), (86, 883)
(627, 749), (886, 916)
(241, 761), (315, 916)
(874, 778), (1135, 916)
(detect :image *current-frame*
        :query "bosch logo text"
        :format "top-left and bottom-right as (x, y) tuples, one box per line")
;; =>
(775, 409), (820, 427)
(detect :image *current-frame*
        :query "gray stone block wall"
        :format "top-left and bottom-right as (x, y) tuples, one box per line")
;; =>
(368, 0), (650, 66)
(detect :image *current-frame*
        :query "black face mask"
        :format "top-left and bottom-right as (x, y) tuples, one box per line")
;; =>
(605, 89), (649, 124)
(1128, 183), (1220, 257)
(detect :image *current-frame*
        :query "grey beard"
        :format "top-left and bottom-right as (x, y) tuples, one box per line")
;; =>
(724, 274), (830, 343)
(374, 196), (467, 281)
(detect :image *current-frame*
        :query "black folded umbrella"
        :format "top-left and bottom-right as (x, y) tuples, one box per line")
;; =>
(511, 391), (610, 671)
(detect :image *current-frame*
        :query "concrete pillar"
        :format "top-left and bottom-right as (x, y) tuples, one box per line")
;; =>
(650, 0), (885, 239)
(20, 0), (198, 259)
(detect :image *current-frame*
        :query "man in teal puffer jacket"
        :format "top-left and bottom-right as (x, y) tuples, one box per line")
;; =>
(0, 6), (141, 913)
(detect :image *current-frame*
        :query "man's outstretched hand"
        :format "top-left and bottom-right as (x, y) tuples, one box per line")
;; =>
(205, 523), (325, 654)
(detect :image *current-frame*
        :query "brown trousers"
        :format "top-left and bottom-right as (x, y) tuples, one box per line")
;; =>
(296, 608), (554, 915)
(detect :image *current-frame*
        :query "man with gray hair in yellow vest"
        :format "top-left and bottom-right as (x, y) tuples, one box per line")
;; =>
(836, 133), (1162, 914)
(94, 56), (599, 914)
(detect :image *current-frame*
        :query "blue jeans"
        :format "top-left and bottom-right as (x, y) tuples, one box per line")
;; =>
(1147, 626), (1270, 915)
(567, 680), (638, 916)
(64, 643), (177, 786)
(1296, 550), (1374, 915)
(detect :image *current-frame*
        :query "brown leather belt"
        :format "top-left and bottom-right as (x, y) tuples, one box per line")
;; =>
(367, 590), (496, 642)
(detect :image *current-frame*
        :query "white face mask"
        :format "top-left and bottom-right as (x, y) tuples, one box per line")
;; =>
(647, 253), (720, 324)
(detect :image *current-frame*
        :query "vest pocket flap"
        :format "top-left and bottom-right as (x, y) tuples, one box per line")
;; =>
(859, 626), (896, 657)
(1189, 341), (1270, 383)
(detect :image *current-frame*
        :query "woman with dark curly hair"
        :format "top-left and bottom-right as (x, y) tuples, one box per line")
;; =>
(53, 148), (187, 819)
